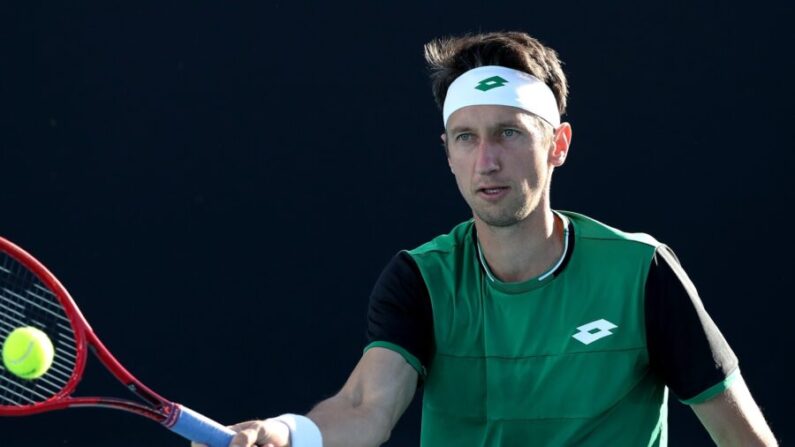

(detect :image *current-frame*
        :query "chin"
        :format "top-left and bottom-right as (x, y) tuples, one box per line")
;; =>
(475, 212), (523, 228)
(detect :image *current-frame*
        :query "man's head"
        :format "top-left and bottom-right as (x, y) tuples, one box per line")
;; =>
(424, 32), (568, 120)
(424, 32), (572, 228)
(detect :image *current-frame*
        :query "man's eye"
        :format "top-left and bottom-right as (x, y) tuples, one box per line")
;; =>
(456, 133), (472, 142)
(502, 129), (519, 138)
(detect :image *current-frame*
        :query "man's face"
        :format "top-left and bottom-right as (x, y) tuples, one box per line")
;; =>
(444, 105), (566, 228)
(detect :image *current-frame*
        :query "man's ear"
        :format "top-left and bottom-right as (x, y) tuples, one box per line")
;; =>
(550, 123), (572, 167)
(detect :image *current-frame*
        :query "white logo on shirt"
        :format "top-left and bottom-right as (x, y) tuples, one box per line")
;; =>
(572, 319), (618, 345)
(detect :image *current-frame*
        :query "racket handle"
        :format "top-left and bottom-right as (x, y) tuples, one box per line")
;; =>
(168, 404), (235, 447)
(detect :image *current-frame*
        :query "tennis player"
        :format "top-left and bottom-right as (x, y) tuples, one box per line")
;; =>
(206, 32), (777, 447)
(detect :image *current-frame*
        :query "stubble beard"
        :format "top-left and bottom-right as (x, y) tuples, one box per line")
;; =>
(472, 194), (535, 228)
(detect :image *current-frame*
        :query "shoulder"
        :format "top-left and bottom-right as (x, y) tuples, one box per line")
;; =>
(407, 220), (475, 257)
(560, 210), (661, 248)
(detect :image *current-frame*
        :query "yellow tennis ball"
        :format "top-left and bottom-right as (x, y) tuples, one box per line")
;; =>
(2, 327), (55, 380)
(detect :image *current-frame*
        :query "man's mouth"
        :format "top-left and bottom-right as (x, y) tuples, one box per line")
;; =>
(477, 186), (509, 197)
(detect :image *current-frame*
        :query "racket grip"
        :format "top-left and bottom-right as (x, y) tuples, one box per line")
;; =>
(168, 404), (235, 447)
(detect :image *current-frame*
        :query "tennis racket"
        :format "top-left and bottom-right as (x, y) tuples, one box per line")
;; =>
(0, 236), (234, 447)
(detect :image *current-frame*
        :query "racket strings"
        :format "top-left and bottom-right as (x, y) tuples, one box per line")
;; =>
(0, 252), (79, 407)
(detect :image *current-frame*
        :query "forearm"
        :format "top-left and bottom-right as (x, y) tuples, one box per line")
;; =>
(306, 393), (394, 447)
(274, 348), (417, 447)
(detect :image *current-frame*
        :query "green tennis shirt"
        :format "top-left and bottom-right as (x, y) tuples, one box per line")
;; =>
(365, 211), (738, 445)
(413, 212), (666, 446)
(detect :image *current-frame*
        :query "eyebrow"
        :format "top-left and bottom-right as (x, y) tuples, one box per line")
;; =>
(447, 125), (473, 135)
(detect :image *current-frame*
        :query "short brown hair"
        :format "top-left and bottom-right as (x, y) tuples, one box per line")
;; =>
(424, 32), (568, 116)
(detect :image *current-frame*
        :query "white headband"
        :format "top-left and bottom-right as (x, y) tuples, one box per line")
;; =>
(442, 65), (560, 128)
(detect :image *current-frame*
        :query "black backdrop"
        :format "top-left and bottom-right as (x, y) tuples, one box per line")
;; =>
(1, 2), (792, 446)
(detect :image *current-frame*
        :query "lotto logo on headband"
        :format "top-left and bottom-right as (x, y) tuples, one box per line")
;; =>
(443, 65), (561, 128)
(475, 76), (509, 92)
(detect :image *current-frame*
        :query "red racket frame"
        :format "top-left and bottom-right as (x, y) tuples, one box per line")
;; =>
(0, 236), (178, 423)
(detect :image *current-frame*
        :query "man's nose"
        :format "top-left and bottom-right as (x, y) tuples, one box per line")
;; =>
(475, 139), (501, 175)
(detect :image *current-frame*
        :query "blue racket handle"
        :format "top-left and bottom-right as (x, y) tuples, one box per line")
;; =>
(168, 404), (235, 447)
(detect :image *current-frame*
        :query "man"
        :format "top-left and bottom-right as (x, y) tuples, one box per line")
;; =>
(207, 32), (777, 446)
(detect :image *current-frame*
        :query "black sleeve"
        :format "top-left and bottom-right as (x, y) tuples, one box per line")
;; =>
(645, 245), (739, 401)
(366, 251), (434, 370)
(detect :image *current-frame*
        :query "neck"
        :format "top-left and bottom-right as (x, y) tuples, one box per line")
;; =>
(475, 206), (563, 283)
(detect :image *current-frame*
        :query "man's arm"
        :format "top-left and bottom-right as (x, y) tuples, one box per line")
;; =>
(691, 373), (777, 447)
(644, 245), (777, 444)
(211, 347), (417, 447)
(307, 347), (417, 447)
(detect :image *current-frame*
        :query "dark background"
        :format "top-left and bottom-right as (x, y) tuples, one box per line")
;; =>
(1, 1), (792, 445)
